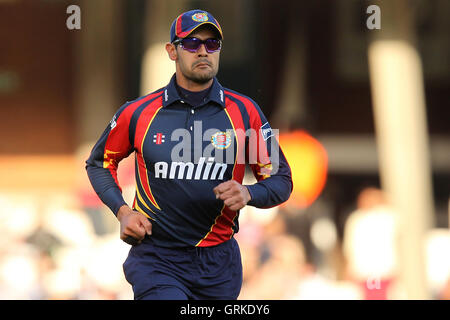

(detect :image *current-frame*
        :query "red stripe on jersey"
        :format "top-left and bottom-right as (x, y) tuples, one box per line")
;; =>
(224, 98), (247, 183)
(224, 90), (271, 181)
(134, 97), (163, 210)
(103, 92), (161, 189)
(196, 97), (246, 247)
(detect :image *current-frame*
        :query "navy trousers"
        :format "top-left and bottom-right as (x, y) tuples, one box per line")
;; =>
(123, 236), (243, 300)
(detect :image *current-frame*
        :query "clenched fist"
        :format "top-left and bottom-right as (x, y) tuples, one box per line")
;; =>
(117, 205), (152, 245)
(213, 180), (252, 211)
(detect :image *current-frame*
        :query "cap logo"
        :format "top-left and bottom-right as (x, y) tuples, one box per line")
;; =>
(192, 12), (209, 22)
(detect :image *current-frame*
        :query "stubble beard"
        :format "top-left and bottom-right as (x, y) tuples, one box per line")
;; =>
(180, 60), (218, 84)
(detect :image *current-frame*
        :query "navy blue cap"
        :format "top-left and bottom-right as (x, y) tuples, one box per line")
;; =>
(170, 9), (223, 43)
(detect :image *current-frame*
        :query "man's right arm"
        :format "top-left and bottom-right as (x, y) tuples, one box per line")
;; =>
(85, 103), (134, 216)
(117, 205), (152, 244)
(85, 101), (154, 245)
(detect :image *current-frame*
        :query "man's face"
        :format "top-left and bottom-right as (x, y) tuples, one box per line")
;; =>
(172, 27), (221, 84)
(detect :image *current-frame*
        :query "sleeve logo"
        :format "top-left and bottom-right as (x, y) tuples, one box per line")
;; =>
(260, 122), (274, 141)
(110, 115), (117, 130)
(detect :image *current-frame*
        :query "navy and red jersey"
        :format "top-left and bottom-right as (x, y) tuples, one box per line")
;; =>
(86, 74), (292, 248)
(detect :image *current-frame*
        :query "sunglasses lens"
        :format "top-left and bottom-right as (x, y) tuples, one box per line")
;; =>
(180, 38), (221, 53)
(205, 39), (221, 52)
(181, 38), (202, 52)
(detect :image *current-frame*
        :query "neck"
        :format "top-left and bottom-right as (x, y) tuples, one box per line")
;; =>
(175, 72), (213, 92)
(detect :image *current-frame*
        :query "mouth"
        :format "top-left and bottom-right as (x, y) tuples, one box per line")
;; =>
(194, 61), (211, 69)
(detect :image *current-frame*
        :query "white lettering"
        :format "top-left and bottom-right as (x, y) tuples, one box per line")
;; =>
(154, 162), (168, 178)
(66, 5), (81, 30)
(179, 304), (214, 317)
(210, 162), (227, 180)
(366, 5), (381, 30)
(193, 121), (203, 162)
(366, 275), (381, 290)
(224, 304), (270, 315)
(169, 162), (194, 179)
(154, 158), (227, 180)
(171, 128), (191, 162)
(202, 157), (215, 180)
(194, 157), (206, 180)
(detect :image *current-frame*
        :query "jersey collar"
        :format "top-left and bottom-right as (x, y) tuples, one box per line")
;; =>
(162, 74), (225, 108)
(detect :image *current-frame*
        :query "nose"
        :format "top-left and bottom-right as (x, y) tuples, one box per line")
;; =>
(196, 43), (208, 56)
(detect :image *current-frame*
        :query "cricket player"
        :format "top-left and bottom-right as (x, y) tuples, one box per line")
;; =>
(86, 9), (292, 300)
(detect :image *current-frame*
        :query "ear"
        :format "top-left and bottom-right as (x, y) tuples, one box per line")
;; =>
(165, 43), (178, 61)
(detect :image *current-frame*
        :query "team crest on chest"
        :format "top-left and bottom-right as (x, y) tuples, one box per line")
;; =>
(192, 12), (209, 22)
(211, 131), (231, 149)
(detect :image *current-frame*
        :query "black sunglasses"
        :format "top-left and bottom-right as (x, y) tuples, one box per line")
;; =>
(173, 37), (222, 53)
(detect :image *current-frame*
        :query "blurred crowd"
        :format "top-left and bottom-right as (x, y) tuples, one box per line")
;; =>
(238, 188), (450, 300)
(0, 157), (449, 300)
(0, 190), (133, 299)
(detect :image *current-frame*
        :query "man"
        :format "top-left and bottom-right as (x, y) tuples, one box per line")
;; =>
(86, 9), (292, 300)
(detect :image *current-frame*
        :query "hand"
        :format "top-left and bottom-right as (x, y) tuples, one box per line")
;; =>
(213, 180), (252, 211)
(117, 205), (152, 245)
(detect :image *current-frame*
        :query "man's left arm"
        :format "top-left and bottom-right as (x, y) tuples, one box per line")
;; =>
(214, 100), (293, 210)
(245, 145), (293, 208)
(244, 102), (293, 208)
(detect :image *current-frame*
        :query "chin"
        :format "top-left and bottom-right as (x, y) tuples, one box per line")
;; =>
(194, 77), (213, 84)
(189, 72), (216, 84)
